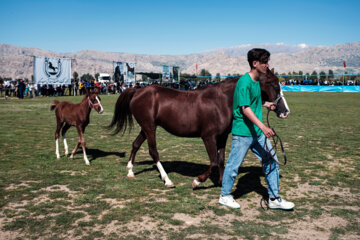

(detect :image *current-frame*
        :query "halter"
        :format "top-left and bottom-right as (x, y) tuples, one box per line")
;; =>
(273, 93), (285, 107)
(88, 97), (100, 109)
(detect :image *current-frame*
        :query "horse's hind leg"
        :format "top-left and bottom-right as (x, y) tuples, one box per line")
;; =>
(69, 126), (82, 161)
(192, 136), (217, 189)
(61, 123), (71, 156)
(127, 131), (146, 178)
(145, 129), (174, 188)
(55, 121), (64, 159)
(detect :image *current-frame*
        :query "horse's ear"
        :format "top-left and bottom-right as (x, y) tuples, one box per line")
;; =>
(85, 87), (89, 95)
(271, 68), (275, 74)
(94, 87), (99, 94)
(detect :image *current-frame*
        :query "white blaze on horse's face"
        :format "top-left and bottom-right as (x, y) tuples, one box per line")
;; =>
(95, 96), (104, 114)
(278, 87), (290, 119)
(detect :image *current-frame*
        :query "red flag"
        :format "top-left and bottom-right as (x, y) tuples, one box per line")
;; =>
(196, 63), (198, 71)
(343, 61), (346, 68)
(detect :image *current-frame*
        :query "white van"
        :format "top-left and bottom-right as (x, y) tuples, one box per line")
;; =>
(98, 73), (111, 83)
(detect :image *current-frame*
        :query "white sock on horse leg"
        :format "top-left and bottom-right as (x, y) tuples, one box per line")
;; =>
(127, 161), (135, 178)
(63, 137), (69, 156)
(156, 161), (174, 187)
(82, 146), (90, 165)
(56, 139), (60, 159)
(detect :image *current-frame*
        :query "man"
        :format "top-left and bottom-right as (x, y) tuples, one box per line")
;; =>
(219, 48), (294, 210)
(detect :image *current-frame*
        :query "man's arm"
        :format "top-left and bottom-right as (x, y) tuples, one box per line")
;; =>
(241, 106), (275, 137)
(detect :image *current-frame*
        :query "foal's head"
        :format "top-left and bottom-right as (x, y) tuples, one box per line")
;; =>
(86, 89), (104, 114)
(260, 68), (290, 119)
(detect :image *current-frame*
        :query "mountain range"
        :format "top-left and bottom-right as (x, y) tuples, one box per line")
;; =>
(0, 42), (359, 80)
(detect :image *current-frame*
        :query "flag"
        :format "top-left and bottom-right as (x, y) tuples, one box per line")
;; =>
(343, 61), (346, 68)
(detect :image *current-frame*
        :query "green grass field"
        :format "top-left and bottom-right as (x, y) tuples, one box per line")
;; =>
(0, 92), (359, 239)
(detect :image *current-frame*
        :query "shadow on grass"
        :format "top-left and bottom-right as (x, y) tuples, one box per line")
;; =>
(232, 166), (268, 199)
(85, 148), (126, 161)
(232, 166), (283, 199)
(133, 161), (281, 194)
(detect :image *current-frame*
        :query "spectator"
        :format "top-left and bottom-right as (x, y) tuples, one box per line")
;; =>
(18, 79), (25, 99)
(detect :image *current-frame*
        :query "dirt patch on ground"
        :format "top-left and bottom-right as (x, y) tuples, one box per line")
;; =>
(1, 179), (359, 239)
(283, 214), (348, 240)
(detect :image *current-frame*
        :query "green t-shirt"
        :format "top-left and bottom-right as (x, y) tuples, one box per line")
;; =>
(232, 72), (263, 136)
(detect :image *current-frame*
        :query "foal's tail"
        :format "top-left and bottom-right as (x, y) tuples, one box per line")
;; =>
(106, 88), (136, 135)
(50, 100), (60, 111)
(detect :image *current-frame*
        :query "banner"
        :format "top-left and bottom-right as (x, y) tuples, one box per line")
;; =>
(113, 61), (125, 83)
(173, 66), (180, 82)
(125, 62), (135, 84)
(282, 85), (360, 92)
(162, 65), (170, 82)
(33, 57), (71, 85)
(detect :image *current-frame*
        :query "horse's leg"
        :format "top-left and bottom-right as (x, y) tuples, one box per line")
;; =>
(61, 123), (71, 157)
(145, 129), (174, 188)
(70, 125), (86, 160)
(55, 120), (64, 159)
(216, 134), (228, 186)
(127, 131), (146, 178)
(76, 125), (90, 165)
(192, 136), (217, 189)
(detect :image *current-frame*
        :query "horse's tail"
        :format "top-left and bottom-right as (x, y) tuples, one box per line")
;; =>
(106, 88), (136, 135)
(50, 100), (60, 111)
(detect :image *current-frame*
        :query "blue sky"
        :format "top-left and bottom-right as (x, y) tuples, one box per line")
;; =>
(0, 0), (358, 55)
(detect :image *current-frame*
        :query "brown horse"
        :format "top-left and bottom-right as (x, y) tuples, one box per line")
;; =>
(107, 68), (290, 188)
(50, 89), (104, 165)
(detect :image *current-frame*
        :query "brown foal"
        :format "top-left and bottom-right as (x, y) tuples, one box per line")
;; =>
(50, 89), (104, 165)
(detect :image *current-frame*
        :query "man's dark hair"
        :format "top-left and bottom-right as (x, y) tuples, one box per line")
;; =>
(247, 48), (270, 69)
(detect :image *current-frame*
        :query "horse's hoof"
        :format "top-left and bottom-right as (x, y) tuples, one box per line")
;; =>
(127, 174), (136, 179)
(165, 183), (175, 188)
(192, 179), (200, 189)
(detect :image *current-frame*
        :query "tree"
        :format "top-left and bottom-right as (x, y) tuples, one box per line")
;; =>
(310, 71), (318, 83)
(95, 73), (100, 81)
(319, 71), (326, 83)
(215, 73), (220, 82)
(80, 73), (94, 82)
(72, 72), (79, 83)
(199, 69), (211, 77)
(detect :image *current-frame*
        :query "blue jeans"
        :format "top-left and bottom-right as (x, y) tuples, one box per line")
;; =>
(221, 134), (279, 198)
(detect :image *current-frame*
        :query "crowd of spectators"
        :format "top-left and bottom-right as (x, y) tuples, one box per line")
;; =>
(284, 79), (359, 86)
(1, 78), (358, 99)
(0, 78), (222, 99)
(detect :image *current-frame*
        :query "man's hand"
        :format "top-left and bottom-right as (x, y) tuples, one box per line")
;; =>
(261, 125), (275, 138)
(263, 101), (276, 110)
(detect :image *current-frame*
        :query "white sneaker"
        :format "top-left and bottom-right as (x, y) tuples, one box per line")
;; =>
(219, 195), (240, 209)
(268, 197), (294, 210)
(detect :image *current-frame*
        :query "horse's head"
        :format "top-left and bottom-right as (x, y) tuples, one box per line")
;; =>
(86, 88), (104, 114)
(260, 68), (290, 119)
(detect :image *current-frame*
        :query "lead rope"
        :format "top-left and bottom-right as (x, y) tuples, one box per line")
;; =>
(261, 108), (288, 210)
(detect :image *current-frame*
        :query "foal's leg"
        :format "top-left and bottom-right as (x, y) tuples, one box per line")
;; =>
(55, 121), (64, 159)
(192, 136), (218, 189)
(145, 129), (174, 188)
(127, 131), (146, 178)
(61, 123), (71, 157)
(76, 125), (90, 165)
